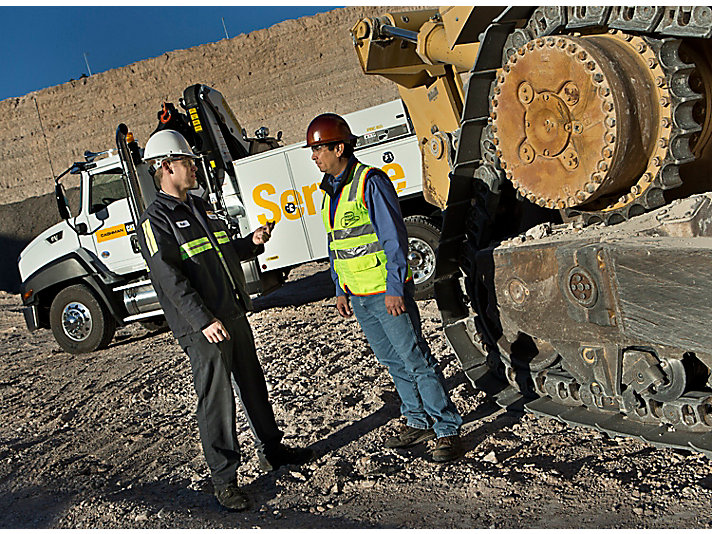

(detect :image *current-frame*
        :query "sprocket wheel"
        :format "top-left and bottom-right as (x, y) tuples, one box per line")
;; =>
(491, 31), (700, 225)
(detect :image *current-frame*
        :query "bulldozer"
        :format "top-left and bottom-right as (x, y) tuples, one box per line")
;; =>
(351, 6), (712, 455)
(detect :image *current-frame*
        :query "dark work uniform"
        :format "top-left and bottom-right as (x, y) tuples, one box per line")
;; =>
(137, 191), (283, 488)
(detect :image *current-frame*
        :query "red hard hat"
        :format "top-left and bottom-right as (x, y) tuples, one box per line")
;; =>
(304, 113), (356, 148)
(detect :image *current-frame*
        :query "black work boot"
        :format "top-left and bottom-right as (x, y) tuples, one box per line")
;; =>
(430, 435), (463, 463)
(258, 443), (316, 472)
(214, 482), (251, 512)
(384, 424), (436, 448)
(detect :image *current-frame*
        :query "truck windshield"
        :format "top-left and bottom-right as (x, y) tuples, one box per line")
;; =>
(89, 170), (128, 214)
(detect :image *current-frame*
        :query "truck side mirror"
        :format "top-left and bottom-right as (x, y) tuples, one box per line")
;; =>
(55, 183), (71, 220)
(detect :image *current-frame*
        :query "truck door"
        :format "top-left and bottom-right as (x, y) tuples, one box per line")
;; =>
(78, 168), (143, 275)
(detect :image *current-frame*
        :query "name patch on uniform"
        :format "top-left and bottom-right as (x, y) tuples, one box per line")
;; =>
(176, 220), (190, 228)
(205, 211), (218, 220)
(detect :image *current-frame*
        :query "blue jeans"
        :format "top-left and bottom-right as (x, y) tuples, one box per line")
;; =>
(350, 283), (462, 438)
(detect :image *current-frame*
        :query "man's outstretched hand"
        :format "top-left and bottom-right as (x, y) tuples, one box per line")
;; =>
(252, 221), (275, 245)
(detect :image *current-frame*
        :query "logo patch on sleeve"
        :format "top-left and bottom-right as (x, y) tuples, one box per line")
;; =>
(206, 211), (218, 220)
(176, 220), (190, 228)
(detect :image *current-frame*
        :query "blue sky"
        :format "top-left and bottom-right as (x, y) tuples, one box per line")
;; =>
(0, 6), (338, 102)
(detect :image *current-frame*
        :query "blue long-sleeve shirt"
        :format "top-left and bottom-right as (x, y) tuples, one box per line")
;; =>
(321, 156), (410, 297)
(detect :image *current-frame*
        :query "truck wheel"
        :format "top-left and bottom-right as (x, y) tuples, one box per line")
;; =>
(404, 216), (440, 300)
(49, 284), (116, 353)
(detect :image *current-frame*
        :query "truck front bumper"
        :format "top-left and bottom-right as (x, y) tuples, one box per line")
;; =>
(23, 305), (40, 332)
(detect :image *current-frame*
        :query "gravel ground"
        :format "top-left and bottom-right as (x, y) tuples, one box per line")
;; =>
(1, 262), (712, 528)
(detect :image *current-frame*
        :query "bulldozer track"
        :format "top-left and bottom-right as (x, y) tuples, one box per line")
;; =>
(436, 6), (712, 456)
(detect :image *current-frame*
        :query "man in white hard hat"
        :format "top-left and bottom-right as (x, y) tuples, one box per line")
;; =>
(136, 129), (314, 512)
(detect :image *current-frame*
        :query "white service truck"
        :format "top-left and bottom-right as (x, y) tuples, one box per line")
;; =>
(18, 85), (442, 354)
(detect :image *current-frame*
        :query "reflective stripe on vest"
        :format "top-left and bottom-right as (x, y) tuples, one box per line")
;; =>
(142, 219), (159, 257)
(332, 240), (383, 260)
(180, 232), (230, 260)
(321, 162), (389, 295)
(213, 230), (231, 245)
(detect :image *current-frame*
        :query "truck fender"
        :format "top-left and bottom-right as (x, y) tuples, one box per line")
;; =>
(21, 253), (126, 326)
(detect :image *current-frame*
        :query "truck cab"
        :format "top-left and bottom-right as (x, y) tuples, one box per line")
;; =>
(18, 149), (157, 353)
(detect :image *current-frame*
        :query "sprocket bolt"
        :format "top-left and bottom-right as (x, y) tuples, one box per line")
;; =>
(519, 143), (535, 164)
(518, 82), (534, 104)
(562, 82), (580, 105)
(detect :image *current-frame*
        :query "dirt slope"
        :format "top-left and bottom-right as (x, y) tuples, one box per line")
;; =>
(1, 263), (711, 528)
(0, 6), (418, 205)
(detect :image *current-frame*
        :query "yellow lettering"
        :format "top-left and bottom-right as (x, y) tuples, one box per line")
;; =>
(302, 183), (319, 216)
(280, 189), (304, 221)
(382, 163), (406, 193)
(253, 183), (282, 225)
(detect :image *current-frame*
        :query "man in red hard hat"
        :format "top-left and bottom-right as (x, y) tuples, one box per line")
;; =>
(307, 113), (463, 462)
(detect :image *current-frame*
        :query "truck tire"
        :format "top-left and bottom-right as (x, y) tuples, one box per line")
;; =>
(49, 284), (116, 353)
(404, 216), (439, 300)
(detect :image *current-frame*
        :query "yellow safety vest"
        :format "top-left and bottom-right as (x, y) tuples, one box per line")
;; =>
(321, 162), (411, 295)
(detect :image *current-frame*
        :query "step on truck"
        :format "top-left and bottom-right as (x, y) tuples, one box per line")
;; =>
(18, 84), (442, 353)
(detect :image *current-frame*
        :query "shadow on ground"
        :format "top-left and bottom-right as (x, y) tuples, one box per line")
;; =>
(253, 264), (334, 311)
(0, 475), (381, 528)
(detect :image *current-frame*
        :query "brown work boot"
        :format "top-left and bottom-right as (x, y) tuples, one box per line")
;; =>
(431, 435), (463, 463)
(384, 424), (435, 448)
(215, 482), (251, 512)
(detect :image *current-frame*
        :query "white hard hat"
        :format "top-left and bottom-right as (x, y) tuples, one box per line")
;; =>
(143, 130), (196, 166)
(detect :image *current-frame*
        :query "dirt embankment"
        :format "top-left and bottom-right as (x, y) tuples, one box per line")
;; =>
(1, 263), (711, 528)
(0, 6), (417, 205)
